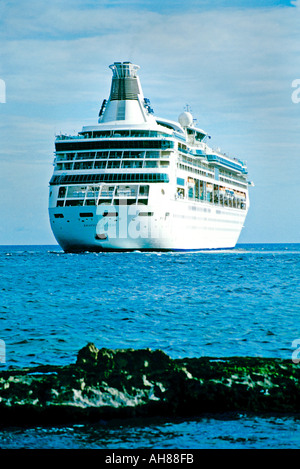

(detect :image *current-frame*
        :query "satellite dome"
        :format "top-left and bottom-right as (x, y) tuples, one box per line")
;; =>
(178, 111), (193, 128)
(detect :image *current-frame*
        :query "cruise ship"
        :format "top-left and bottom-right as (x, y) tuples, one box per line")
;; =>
(49, 61), (251, 252)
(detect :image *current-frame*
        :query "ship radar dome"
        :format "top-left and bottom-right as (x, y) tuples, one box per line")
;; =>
(178, 111), (193, 128)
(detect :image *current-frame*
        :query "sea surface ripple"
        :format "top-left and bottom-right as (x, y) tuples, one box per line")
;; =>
(0, 243), (299, 449)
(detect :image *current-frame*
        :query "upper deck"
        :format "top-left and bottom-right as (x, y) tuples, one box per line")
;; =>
(51, 61), (250, 191)
(54, 123), (247, 178)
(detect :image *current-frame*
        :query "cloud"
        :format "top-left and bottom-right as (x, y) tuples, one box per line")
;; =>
(1, 2), (299, 145)
(2, 7), (298, 122)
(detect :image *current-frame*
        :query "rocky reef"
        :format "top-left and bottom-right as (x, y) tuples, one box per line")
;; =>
(0, 343), (299, 425)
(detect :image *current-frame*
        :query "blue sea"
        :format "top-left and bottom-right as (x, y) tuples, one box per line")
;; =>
(0, 243), (299, 449)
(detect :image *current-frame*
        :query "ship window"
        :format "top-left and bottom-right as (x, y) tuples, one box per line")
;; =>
(50, 173), (169, 185)
(65, 200), (84, 206)
(102, 211), (118, 217)
(79, 212), (93, 217)
(55, 139), (174, 152)
(56, 201), (64, 207)
(177, 188), (185, 198)
(58, 186), (66, 197)
(146, 151), (160, 159)
(76, 152), (96, 160)
(95, 161), (107, 169)
(139, 185), (149, 196)
(122, 161), (143, 168)
(137, 199), (148, 205)
(144, 161), (158, 168)
(138, 212), (153, 216)
(107, 161), (121, 168)
(188, 187), (194, 198)
(96, 151), (109, 159)
(74, 162), (93, 170)
(109, 151), (122, 159)
(98, 199), (112, 205)
(112, 130), (129, 137)
(131, 130), (149, 137)
(54, 213), (64, 218)
(124, 151), (144, 159)
(92, 131), (111, 138)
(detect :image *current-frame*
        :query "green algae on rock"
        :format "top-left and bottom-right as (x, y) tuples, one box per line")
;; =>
(0, 343), (299, 425)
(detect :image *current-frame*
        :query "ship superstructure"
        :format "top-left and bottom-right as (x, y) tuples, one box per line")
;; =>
(49, 61), (251, 251)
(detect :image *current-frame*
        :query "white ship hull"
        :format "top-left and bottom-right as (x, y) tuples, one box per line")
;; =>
(49, 199), (248, 252)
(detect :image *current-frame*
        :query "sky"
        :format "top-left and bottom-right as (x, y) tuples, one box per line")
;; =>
(0, 0), (299, 245)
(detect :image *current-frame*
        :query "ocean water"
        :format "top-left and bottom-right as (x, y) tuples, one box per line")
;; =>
(0, 243), (299, 449)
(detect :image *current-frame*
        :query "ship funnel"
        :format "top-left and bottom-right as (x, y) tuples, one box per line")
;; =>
(109, 62), (140, 100)
(98, 62), (154, 125)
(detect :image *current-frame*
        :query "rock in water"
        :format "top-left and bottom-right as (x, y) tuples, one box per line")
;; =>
(0, 343), (299, 425)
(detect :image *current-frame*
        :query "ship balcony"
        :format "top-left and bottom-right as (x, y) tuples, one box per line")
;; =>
(55, 183), (150, 208)
(206, 154), (247, 174)
(100, 190), (114, 197)
(115, 188), (138, 197)
(183, 191), (246, 210)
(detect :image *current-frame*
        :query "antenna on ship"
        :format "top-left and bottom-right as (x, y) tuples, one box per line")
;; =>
(184, 104), (198, 126)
